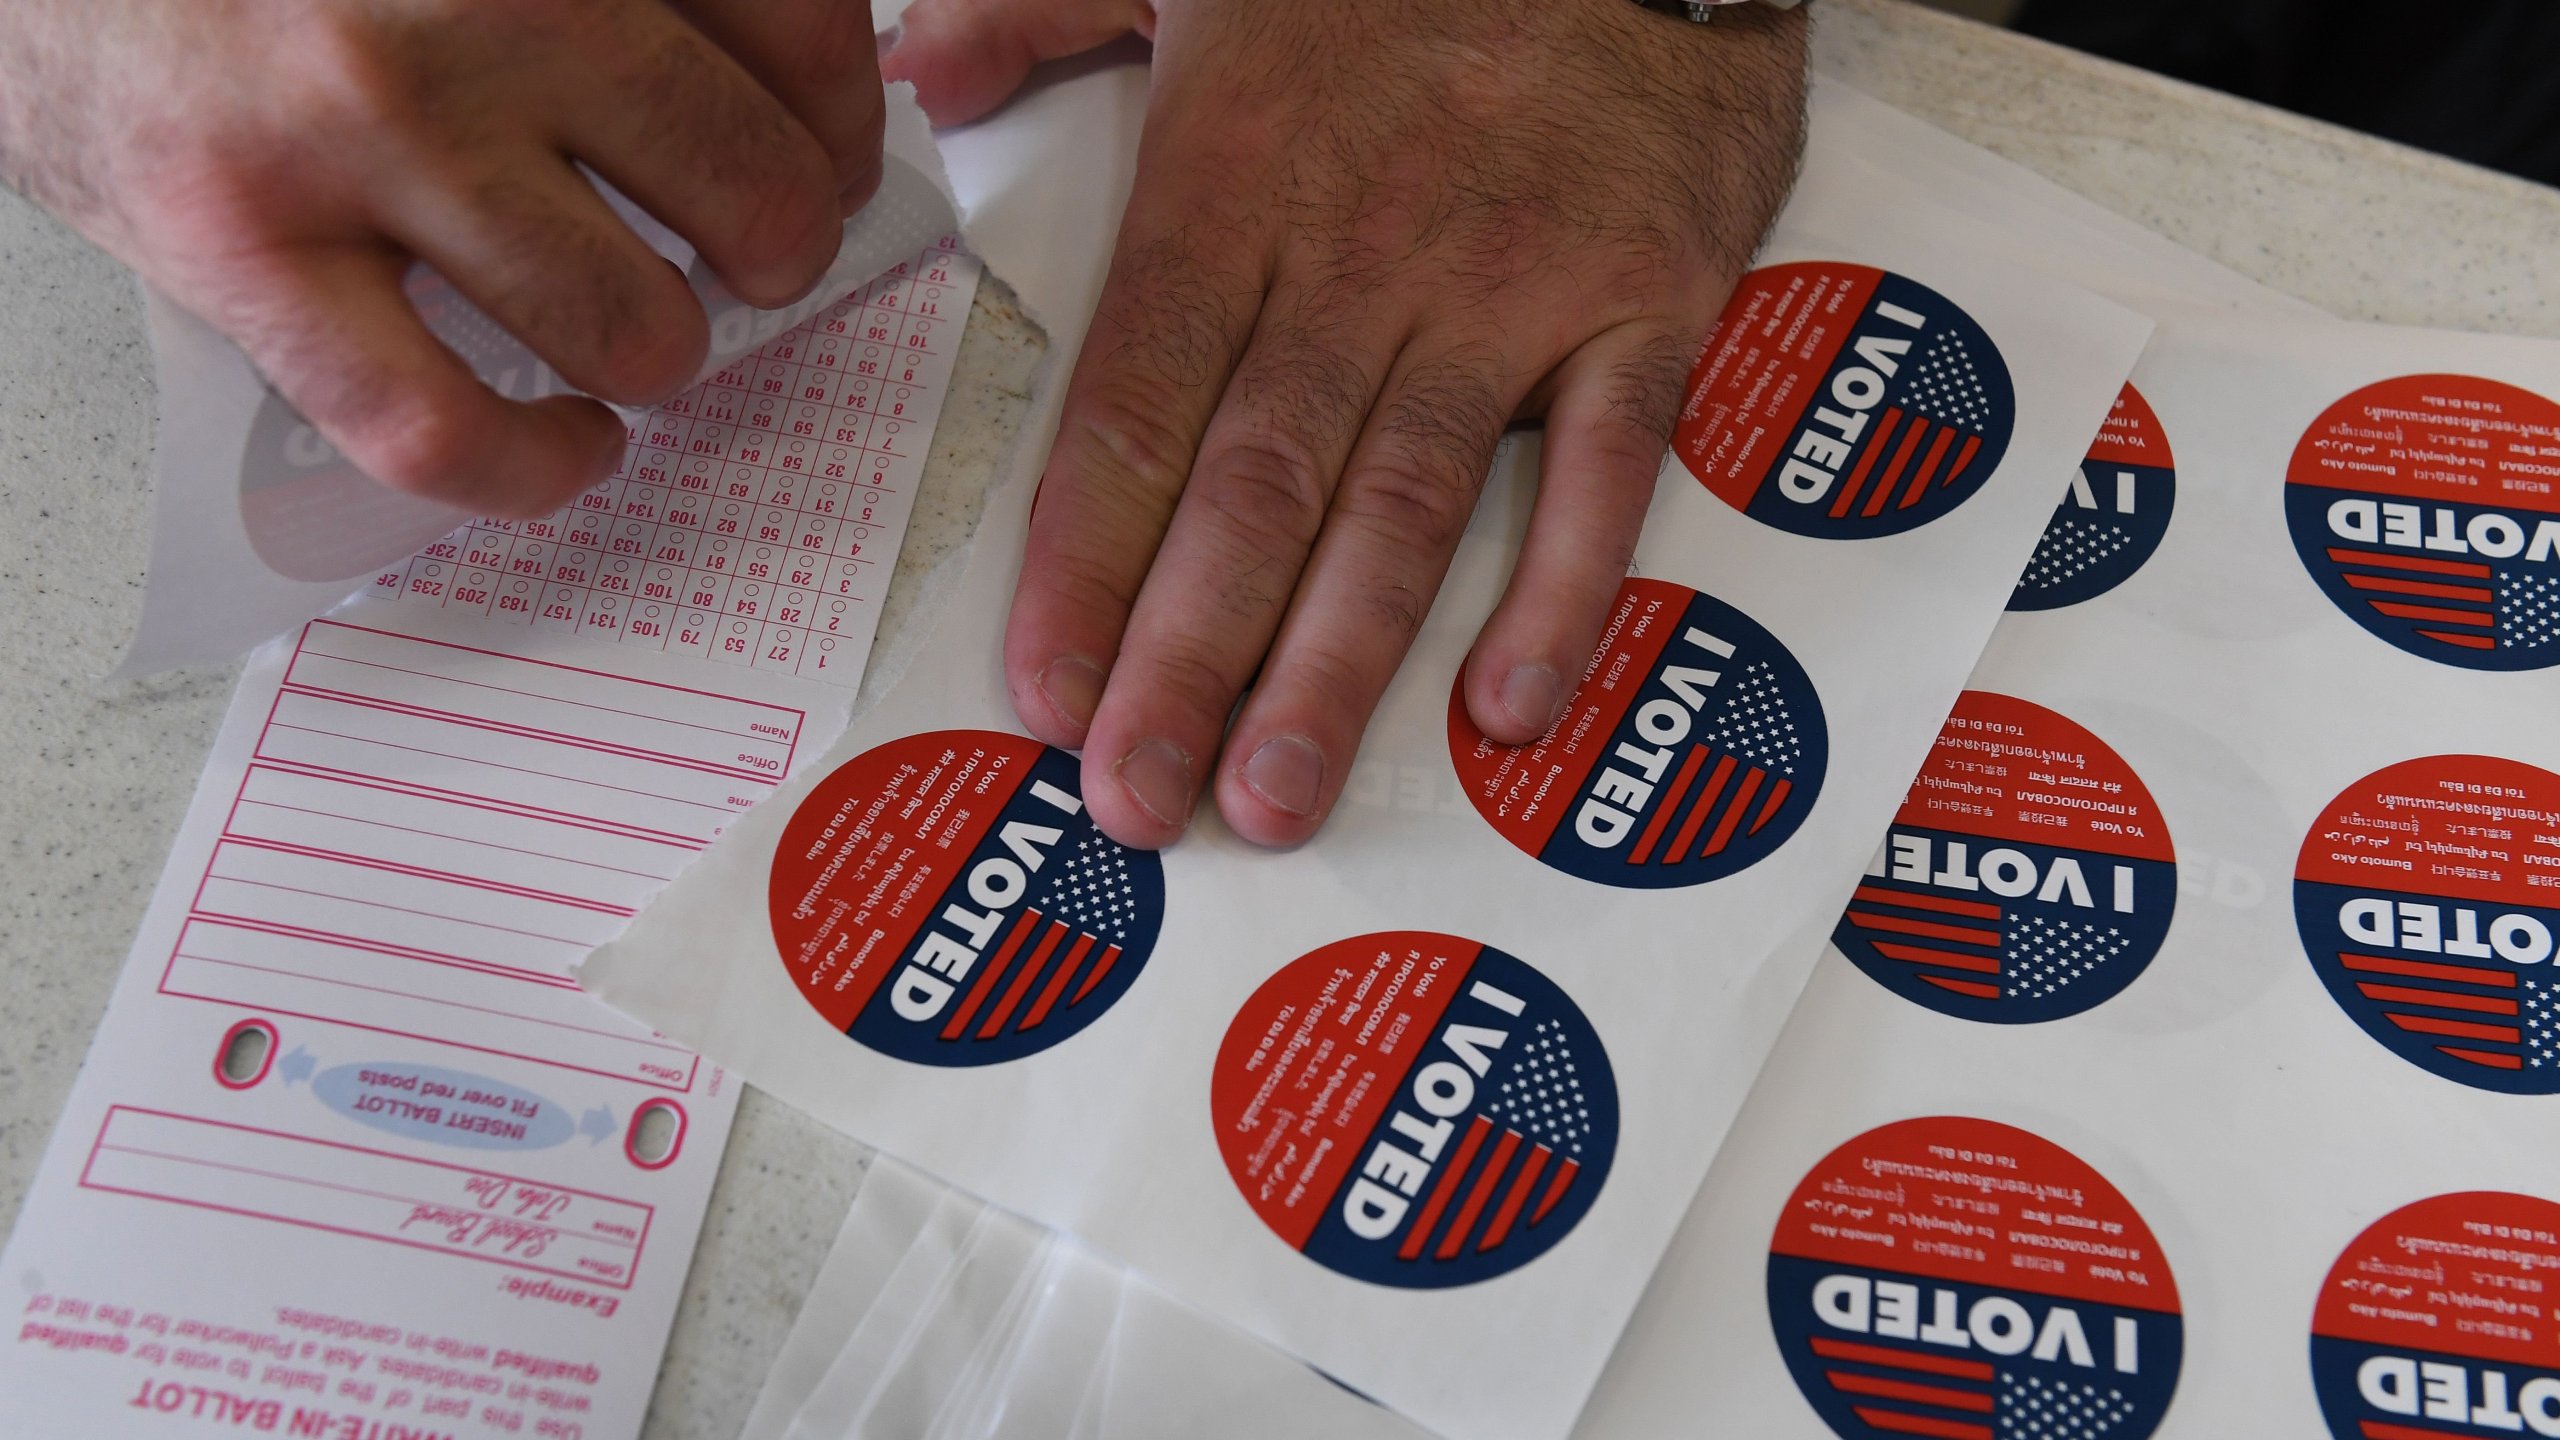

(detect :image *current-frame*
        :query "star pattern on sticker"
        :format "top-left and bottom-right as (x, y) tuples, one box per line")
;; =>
(1486, 1020), (1593, 1157)
(1701, 661), (1804, 775)
(2496, 569), (2560, 650)
(2004, 914), (2133, 999)
(2020, 515), (2137, 591)
(1904, 327), (1994, 432)
(1035, 833), (1139, 943)
(2526, 975), (2558, 1069)
(1998, 1373), (2139, 1439)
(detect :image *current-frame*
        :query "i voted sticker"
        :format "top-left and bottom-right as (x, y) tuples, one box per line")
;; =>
(1448, 577), (1828, 889)
(1837, 691), (2175, 1023)
(1210, 932), (1618, 1290)
(2011, 384), (2177, 612)
(2311, 1192), (2560, 1439)
(1769, 1116), (2184, 1440)
(1677, 261), (2017, 539)
(2294, 755), (2560, 1092)
(2286, 375), (2560, 669)
(768, 730), (1162, 1066)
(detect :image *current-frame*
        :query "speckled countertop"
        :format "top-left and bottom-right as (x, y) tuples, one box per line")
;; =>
(2, 1), (2555, 1435)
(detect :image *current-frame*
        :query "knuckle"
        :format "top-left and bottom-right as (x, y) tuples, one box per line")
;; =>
(361, 401), (488, 501)
(726, 159), (836, 278)
(1137, 635), (1249, 722)
(1067, 388), (1201, 502)
(1341, 448), (1477, 554)
(1027, 543), (1142, 634)
(1195, 437), (1330, 555)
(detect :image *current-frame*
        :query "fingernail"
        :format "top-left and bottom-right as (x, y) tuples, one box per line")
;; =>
(1241, 735), (1325, 818)
(1114, 739), (1194, 829)
(1498, 663), (1565, 736)
(1035, 656), (1105, 732)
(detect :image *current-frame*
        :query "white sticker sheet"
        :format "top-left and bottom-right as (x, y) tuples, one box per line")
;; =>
(579, 89), (2155, 1440)
(739, 88), (2560, 1440)
(1579, 303), (2560, 1440)
(0, 228), (982, 1439)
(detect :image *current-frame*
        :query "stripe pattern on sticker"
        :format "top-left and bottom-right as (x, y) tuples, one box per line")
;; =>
(2295, 755), (2560, 1092)
(1768, 1116), (2184, 1440)
(1448, 578), (1829, 889)
(1210, 932), (1618, 1289)
(2286, 375), (2560, 671)
(767, 730), (1162, 1066)
(1676, 261), (2018, 540)
(1837, 691), (2176, 1023)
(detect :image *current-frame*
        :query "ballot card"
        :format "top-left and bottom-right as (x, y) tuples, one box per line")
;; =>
(0, 234), (982, 1440)
(119, 87), (964, 676)
(578, 98), (2154, 1440)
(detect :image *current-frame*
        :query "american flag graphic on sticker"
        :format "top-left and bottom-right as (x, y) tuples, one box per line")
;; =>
(2310, 1191), (2560, 1439)
(2010, 384), (2178, 613)
(2286, 374), (2560, 671)
(2294, 755), (2560, 1095)
(1210, 932), (1618, 1289)
(1676, 261), (2018, 540)
(1449, 577), (1829, 890)
(1836, 691), (2177, 1024)
(1769, 1117), (2184, 1440)
(767, 730), (1163, 1066)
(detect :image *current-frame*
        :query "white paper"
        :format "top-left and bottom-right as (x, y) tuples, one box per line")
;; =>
(581, 86), (2154, 1438)
(3, 221), (987, 1440)
(120, 88), (963, 675)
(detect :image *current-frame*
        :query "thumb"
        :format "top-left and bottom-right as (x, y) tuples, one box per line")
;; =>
(881, 0), (1156, 126)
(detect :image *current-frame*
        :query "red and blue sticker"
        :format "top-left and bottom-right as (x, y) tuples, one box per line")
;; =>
(2311, 1191), (2560, 1438)
(2011, 384), (2178, 612)
(1837, 691), (2177, 1023)
(768, 730), (1162, 1066)
(2294, 755), (2560, 1093)
(1769, 1117), (2184, 1440)
(1449, 577), (1828, 889)
(1210, 932), (1617, 1290)
(2286, 375), (2560, 670)
(1677, 261), (2016, 540)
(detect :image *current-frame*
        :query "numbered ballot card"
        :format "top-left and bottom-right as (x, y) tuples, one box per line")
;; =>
(578, 134), (2154, 1440)
(1569, 308), (2560, 1440)
(0, 240), (982, 1440)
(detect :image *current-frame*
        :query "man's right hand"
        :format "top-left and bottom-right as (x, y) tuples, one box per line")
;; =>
(0, 0), (887, 517)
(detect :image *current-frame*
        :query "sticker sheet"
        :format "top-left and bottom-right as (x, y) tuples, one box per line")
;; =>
(1579, 300), (2560, 1440)
(580, 101), (2155, 1440)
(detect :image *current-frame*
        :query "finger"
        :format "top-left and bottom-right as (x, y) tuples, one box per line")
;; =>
(1073, 285), (1403, 849)
(205, 242), (626, 517)
(377, 157), (707, 407)
(1463, 322), (1696, 746)
(555, 5), (843, 307)
(882, 0), (1158, 126)
(670, 0), (887, 208)
(1214, 339), (1523, 848)
(1001, 162), (1270, 761)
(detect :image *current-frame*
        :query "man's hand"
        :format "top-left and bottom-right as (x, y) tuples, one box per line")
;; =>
(886, 0), (1808, 850)
(0, 0), (886, 517)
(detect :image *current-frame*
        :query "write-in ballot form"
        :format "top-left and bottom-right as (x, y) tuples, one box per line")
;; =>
(0, 239), (980, 1440)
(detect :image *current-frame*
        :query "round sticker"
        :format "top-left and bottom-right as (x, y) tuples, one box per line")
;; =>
(768, 730), (1162, 1066)
(2285, 375), (2560, 670)
(1676, 261), (2017, 539)
(2294, 755), (2560, 1093)
(1448, 578), (1829, 889)
(1837, 692), (2176, 1023)
(1210, 933), (1618, 1289)
(1768, 1117), (2184, 1440)
(2311, 1192), (2560, 1439)
(2011, 384), (2178, 612)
